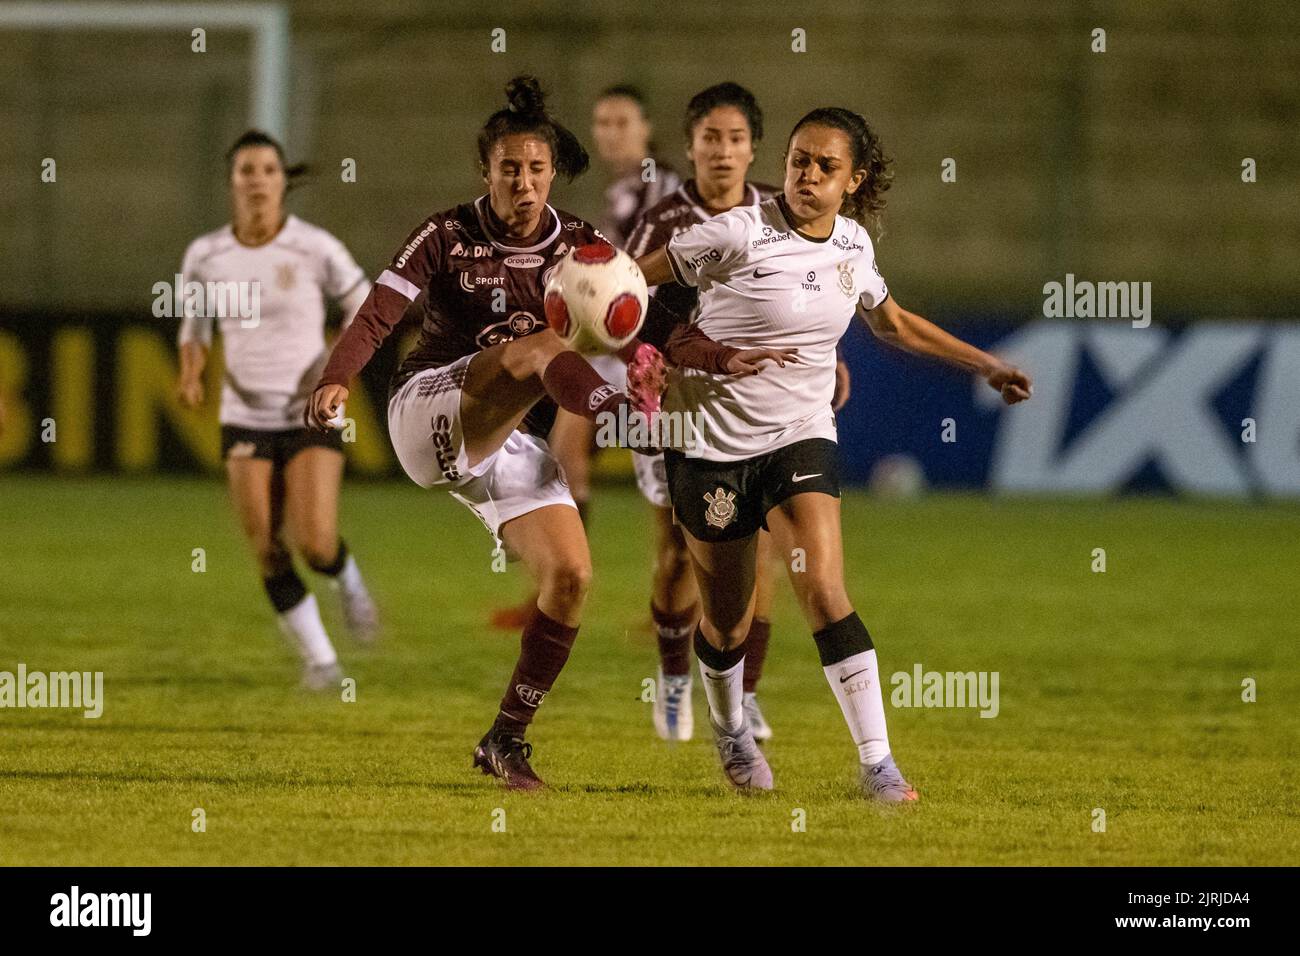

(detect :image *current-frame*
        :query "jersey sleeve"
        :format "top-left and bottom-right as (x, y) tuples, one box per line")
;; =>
(317, 215), (444, 387)
(665, 211), (749, 288)
(855, 240), (889, 311)
(176, 239), (213, 348)
(321, 233), (368, 301)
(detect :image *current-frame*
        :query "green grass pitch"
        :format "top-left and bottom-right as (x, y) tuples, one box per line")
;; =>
(1, 473), (1296, 866)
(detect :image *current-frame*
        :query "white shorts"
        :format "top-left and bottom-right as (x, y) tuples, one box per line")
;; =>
(586, 353), (627, 388)
(633, 451), (671, 509)
(588, 354), (670, 507)
(387, 356), (576, 545)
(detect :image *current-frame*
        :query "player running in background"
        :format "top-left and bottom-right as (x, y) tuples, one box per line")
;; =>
(634, 107), (1033, 800)
(305, 77), (788, 791)
(491, 84), (681, 630)
(175, 130), (378, 691)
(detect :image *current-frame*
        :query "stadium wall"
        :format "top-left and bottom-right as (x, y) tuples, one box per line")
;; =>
(3, 313), (1296, 497)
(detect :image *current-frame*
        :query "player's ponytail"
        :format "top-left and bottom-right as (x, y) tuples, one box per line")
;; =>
(225, 129), (310, 192)
(478, 75), (590, 181)
(788, 108), (892, 237)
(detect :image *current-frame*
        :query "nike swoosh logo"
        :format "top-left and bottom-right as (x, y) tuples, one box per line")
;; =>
(792, 472), (823, 483)
(839, 668), (869, 684)
(752, 268), (778, 278)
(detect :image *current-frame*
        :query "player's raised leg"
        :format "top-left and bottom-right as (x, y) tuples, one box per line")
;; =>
(460, 328), (628, 470)
(765, 491), (917, 802)
(282, 444), (379, 643)
(226, 451), (340, 689)
(472, 502), (592, 791)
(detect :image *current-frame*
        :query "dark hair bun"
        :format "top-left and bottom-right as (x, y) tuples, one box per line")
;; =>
(506, 75), (546, 117)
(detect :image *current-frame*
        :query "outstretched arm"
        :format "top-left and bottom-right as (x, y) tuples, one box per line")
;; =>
(631, 247), (796, 375)
(862, 295), (1032, 404)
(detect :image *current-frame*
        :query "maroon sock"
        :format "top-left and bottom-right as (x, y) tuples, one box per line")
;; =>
(541, 351), (627, 422)
(742, 617), (772, 693)
(652, 602), (698, 677)
(494, 608), (579, 734)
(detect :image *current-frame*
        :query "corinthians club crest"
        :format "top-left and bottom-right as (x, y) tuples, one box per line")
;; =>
(837, 261), (855, 296)
(703, 487), (738, 530)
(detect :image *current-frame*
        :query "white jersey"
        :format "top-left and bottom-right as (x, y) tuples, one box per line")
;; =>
(177, 214), (368, 430)
(664, 197), (888, 461)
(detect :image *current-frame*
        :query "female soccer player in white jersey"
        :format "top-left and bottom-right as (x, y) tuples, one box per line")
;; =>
(304, 77), (788, 791)
(176, 130), (378, 691)
(624, 82), (791, 745)
(635, 107), (1033, 800)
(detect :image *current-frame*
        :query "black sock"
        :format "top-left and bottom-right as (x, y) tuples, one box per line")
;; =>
(263, 567), (307, 613)
(811, 611), (874, 667)
(310, 539), (349, 576)
(693, 622), (747, 672)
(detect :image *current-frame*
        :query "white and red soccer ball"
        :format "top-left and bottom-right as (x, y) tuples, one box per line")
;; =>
(544, 242), (648, 354)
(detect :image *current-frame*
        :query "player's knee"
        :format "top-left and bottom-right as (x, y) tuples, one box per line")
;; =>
(706, 618), (751, 651)
(540, 559), (593, 607)
(253, 537), (291, 576)
(297, 535), (339, 573)
(801, 575), (851, 624)
(653, 541), (691, 587)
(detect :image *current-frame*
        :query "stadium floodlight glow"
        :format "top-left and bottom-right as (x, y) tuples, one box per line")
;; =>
(0, 1), (291, 143)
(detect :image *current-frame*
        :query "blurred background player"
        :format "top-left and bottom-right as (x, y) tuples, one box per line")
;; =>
(635, 107), (1031, 800)
(627, 83), (852, 743)
(175, 130), (378, 691)
(491, 84), (680, 629)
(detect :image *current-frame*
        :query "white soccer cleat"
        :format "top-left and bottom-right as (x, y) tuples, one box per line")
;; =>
(301, 659), (342, 692)
(335, 578), (380, 644)
(742, 692), (773, 742)
(653, 668), (694, 741)
(860, 753), (919, 803)
(708, 716), (774, 791)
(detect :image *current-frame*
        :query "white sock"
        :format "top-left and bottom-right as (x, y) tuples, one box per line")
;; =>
(277, 594), (338, 667)
(330, 554), (365, 595)
(824, 649), (891, 765)
(698, 656), (746, 733)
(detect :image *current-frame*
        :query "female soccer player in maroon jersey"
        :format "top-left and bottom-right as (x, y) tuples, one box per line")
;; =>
(305, 76), (790, 791)
(176, 130), (378, 691)
(634, 107), (1032, 801)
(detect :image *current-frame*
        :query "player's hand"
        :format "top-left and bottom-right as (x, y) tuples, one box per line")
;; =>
(832, 359), (851, 410)
(306, 383), (349, 430)
(986, 362), (1033, 405)
(726, 347), (800, 376)
(176, 377), (204, 409)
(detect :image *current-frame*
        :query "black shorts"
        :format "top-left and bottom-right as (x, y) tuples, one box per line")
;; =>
(664, 438), (840, 542)
(220, 425), (343, 468)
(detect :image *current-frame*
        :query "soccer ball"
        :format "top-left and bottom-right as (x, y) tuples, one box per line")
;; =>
(543, 242), (648, 354)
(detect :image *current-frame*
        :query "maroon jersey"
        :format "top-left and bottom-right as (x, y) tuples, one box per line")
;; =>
(626, 180), (779, 328)
(319, 196), (605, 434)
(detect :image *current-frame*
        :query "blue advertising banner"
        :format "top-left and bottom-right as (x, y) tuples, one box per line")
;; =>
(836, 319), (1299, 496)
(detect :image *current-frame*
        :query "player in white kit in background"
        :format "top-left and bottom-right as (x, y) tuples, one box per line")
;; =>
(176, 131), (379, 690)
(634, 107), (1033, 800)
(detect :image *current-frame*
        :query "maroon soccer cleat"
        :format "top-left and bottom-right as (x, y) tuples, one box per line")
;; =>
(472, 730), (546, 791)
